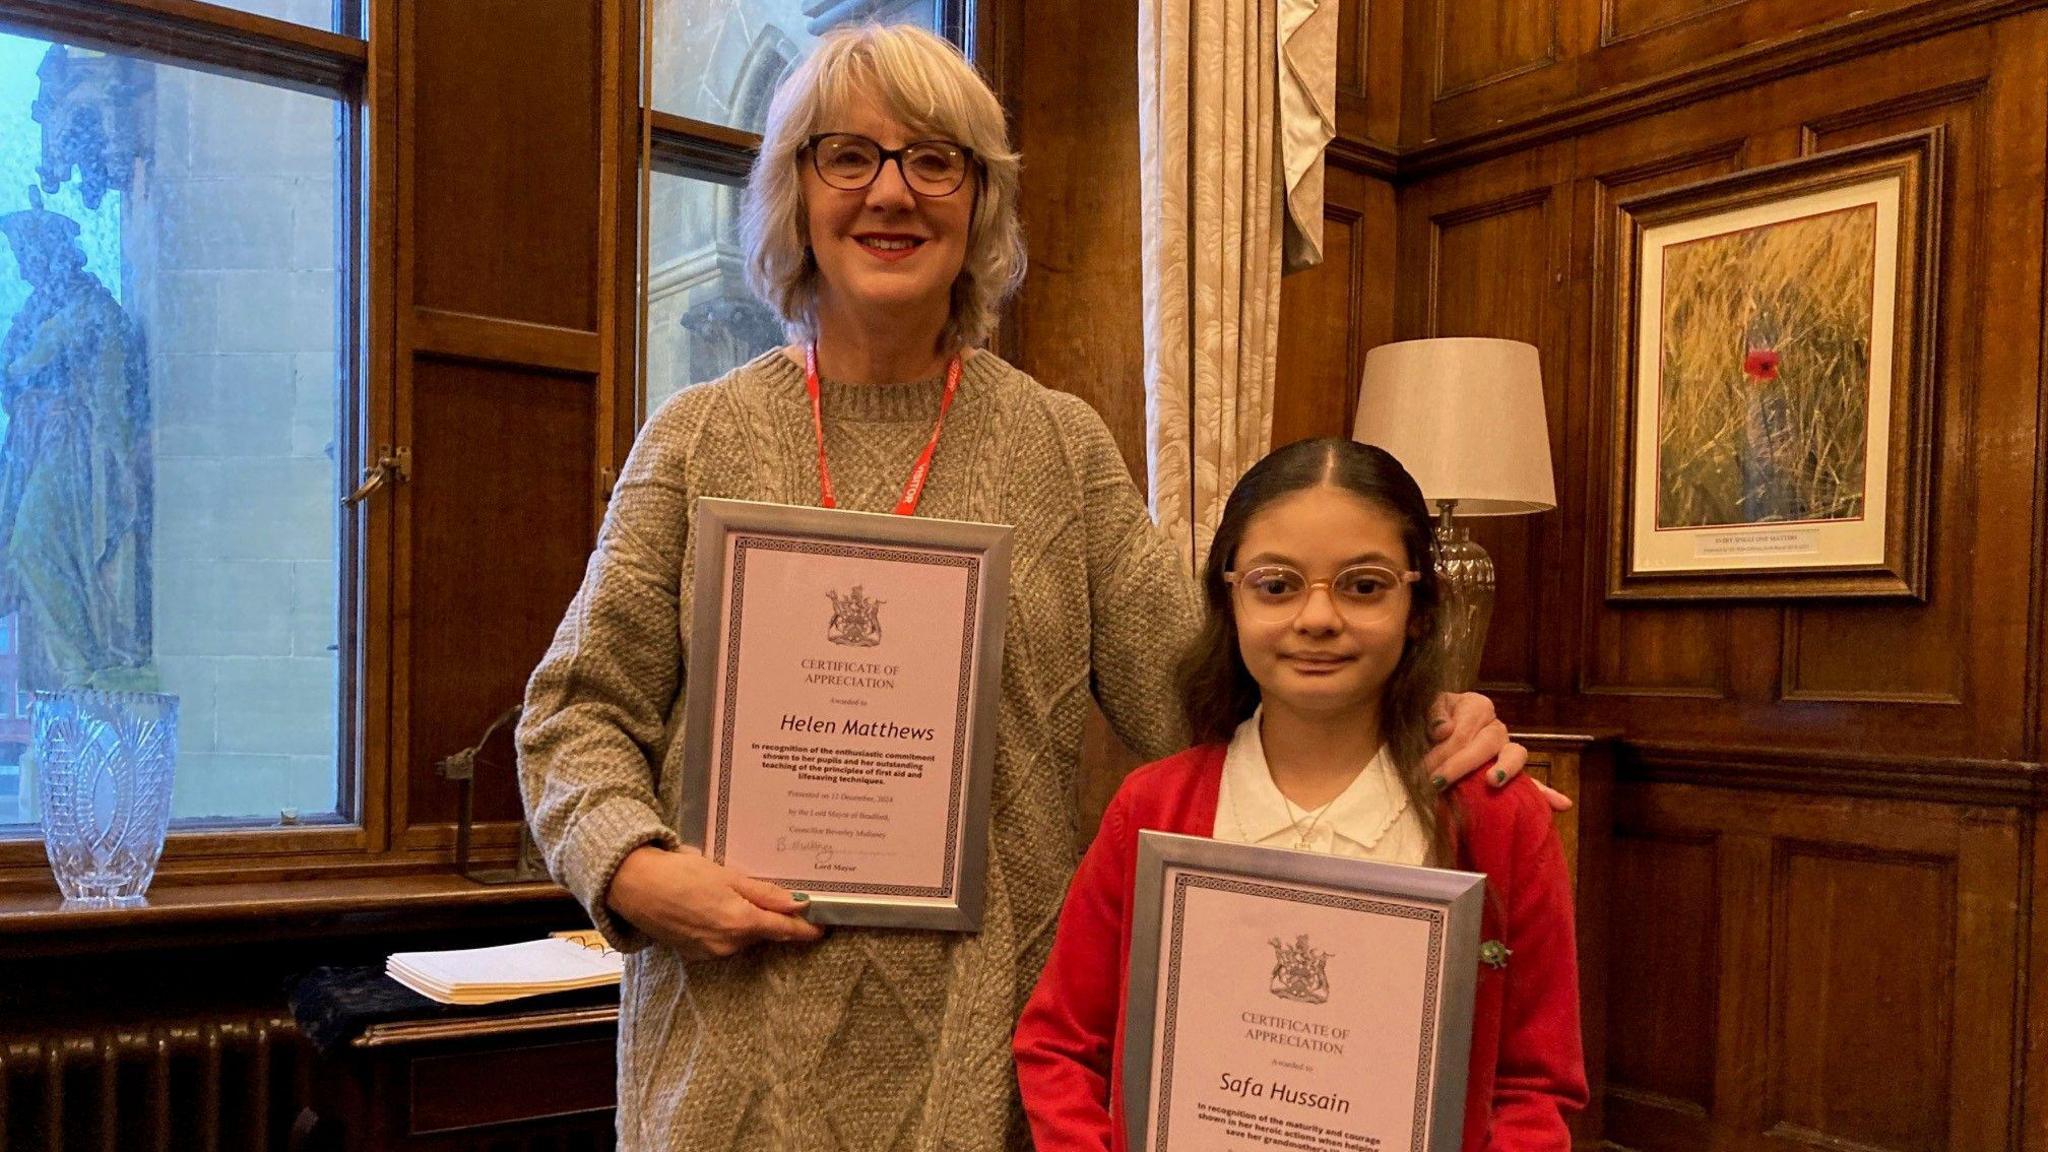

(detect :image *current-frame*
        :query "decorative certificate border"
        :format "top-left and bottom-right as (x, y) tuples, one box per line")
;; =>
(710, 534), (980, 900)
(1123, 831), (1485, 1152)
(678, 498), (1013, 933)
(1153, 875), (1445, 1151)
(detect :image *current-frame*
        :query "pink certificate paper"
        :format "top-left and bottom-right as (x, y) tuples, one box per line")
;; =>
(703, 531), (982, 903)
(1139, 865), (1466, 1152)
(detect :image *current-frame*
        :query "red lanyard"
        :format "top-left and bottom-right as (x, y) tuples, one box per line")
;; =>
(803, 344), (964, 516)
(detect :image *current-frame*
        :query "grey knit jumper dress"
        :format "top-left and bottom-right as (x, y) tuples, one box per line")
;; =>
(518, 349), (1198, 1151)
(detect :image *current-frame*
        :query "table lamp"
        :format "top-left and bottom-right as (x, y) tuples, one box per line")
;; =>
(1352, 338), (1556, 691)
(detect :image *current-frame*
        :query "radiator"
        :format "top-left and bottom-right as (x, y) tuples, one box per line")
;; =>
(0, 1014), (313, 1152)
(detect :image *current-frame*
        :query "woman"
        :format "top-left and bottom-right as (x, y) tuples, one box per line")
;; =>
(517, 25), (1522, 1151)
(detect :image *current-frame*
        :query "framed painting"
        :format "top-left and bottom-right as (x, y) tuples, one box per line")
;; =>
(1608, 129), (1941, 600)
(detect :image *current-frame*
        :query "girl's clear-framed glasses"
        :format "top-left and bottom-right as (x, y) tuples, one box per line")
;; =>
(1223, 564), (1420, 623)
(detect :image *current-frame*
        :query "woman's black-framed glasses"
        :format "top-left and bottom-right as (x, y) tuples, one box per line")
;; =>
(805, 133), (976, 197)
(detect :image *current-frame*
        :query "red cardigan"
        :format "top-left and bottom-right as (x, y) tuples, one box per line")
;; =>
(1014, 744), (1587, 1152)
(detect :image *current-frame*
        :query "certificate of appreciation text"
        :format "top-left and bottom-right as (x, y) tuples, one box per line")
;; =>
(681, 499), (1010, 931)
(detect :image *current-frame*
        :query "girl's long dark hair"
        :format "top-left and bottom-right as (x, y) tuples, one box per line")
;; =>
(1177, 437), (1451, 862)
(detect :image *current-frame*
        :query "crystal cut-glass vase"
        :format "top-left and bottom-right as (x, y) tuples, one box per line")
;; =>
(33, 690), (179, 908)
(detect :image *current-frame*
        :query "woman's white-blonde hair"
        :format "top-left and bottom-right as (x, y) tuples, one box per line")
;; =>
(741, 24), (1025, 352)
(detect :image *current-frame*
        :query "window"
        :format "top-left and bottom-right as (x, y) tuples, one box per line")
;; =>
(639, 0), (972, 415)
(0, 6), (361, 847)
(0, 0), (984, 888)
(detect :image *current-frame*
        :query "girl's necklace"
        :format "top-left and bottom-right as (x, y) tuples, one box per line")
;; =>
(1228, 774), (1344, 850)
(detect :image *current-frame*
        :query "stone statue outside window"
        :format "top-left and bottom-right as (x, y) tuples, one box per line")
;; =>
(0, 197), (155, 696)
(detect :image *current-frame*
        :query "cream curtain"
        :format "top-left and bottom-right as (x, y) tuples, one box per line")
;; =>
(1140, 0), (1332, 568)
(1279, 0), (1337, 270)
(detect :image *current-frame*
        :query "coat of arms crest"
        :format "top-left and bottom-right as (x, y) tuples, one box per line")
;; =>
(1267, 933), (1333, 1004)
(825, 585), (884, 647)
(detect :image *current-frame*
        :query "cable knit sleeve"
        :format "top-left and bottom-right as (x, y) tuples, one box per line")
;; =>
(1047, 393), (1199, 762)
(515, 390), (712, 951)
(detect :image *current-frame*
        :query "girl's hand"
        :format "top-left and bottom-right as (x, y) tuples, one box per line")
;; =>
(605, 844), (825, 960)
(1422, 692), (1573, 811)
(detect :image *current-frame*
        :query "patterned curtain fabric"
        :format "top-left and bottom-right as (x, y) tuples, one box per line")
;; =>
(1138, 0), (1297, 569)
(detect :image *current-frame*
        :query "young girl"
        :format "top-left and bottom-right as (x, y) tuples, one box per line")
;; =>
(1013, 438), (1586, 1151)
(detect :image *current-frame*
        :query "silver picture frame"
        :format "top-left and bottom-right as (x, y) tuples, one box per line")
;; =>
(1124, 830), (1484, 1152)
(680, 497), (1010, 932)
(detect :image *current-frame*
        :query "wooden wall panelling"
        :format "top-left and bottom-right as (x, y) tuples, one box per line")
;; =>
(1580, 0), (1923, 85)
(2034, 23), (2048, 1131)
(1514, 733), (1616, 1149)
(1604, 828), (1719, 1151)
(393, 0), (618, 850)
(1397, 145), (1574, 697)
(1609, 781), (2024, 1152)
(2035, 24), (2048, 771)
(1769, 842), (1954, 1151)
(1335, 0), (1406, 147)
(1400, 0), (1575, 148)
(595, 0), (632, 513)
(1010, 0), (1144, 477)
(1007, 0), (1148, 835)
(2011, 15), (2048, 1144)
(1782, 47), (2042, 763)
(1405, 18), (2048, 761)
(406, 1), (603, 331)
(1335, 0), (1366, 104)
(1375, 16), (2048, 1151)
(1273, 165), (1394, 447)
(2029, 810), (2048, 1152)
(611, 0), (647, 486)
(1429, 0), (1562, 99)
(1598, 0), (1742, 45)
(1404, 0), (2016, 163)
(1574, 143), (1744, 703)
(1271, 198), (1364, 446)
(1790, 28), (2033, 758)
(402, 362), (595, 832)
(1775, 85), (1983, 713)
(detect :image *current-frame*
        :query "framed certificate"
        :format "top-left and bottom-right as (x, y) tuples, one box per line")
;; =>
(1125, 831), (1483, 1152)
(680, 498), (1011, 932)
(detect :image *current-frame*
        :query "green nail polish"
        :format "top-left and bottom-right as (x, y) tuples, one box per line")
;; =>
(1430, 775), (1449, 793)
(1491, 769), (1508, 786)
(791, 892), (811, 902)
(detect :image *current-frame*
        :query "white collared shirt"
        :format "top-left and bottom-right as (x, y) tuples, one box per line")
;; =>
(1211, 708), (1430, 863)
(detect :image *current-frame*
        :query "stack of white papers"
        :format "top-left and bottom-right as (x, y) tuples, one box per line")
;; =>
(386, 931), (623, 1006)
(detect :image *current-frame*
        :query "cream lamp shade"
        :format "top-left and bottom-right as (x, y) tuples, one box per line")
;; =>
(1351, 337), (1555, 691)
(1351, 338), (1556, 515)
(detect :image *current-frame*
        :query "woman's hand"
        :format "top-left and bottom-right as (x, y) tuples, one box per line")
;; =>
(1422, 692), (1572, 811)
(605, 844), (825, 960)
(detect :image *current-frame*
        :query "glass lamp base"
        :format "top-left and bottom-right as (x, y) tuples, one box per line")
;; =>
(1433, 506), (1495, 693)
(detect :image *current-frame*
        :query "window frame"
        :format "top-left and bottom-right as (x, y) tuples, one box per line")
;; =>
(0, 0), (385, 884)
(0, 0), (1020, 903)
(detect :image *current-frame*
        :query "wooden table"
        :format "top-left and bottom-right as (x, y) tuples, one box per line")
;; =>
(295, 1002), (619, 1150)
